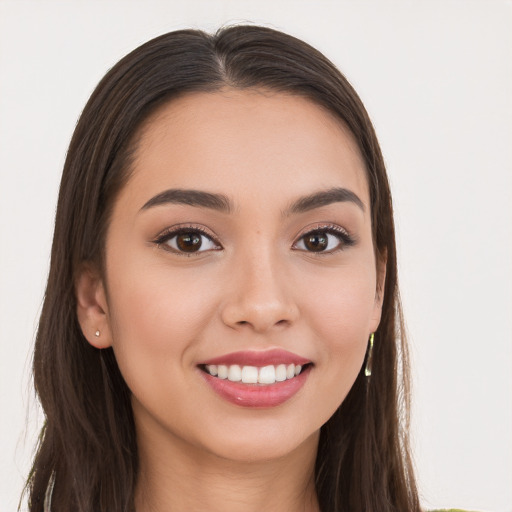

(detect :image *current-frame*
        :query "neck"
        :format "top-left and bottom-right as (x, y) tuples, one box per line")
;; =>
(134, 420), (320, 512)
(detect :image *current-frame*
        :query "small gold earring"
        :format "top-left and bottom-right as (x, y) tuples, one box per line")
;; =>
(364, 333), (374, 377)
(95, 330), (100, 337)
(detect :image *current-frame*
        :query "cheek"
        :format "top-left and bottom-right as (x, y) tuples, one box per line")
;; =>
(305, 261), (377, 340)
(104, 254), (223, 395)
(301, 263), (376, 402)
(107, 257), (214, 340)
(104, 258), (225, 417)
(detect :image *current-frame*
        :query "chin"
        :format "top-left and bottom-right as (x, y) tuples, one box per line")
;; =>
(193, 417), (321, 464)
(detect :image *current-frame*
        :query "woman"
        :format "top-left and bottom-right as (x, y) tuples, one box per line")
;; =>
(26, 24), (432, 512)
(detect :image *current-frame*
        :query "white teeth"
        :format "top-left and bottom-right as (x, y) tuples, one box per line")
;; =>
(205, 363), (306, 385)
(217, 365), (228, 379)
(258, 365), (276, 384)
(228, 365), (242, 382)
(241, 366), (258, 384)
(275, 364), (287, 382)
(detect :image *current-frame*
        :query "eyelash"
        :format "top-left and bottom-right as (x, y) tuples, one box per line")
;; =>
(153, 223), (355, 256)
(292, 224), (356, 255)
(153, 225), (221, 256)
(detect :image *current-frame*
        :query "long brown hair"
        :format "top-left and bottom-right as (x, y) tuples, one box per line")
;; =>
(26, 25), (420, 512)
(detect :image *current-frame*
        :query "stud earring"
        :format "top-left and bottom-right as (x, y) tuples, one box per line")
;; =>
(364, 333), (374, 377)
(95, 330), (100, 337)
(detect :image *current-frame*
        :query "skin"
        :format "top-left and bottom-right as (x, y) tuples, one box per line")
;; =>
(76, 89), (385, 512)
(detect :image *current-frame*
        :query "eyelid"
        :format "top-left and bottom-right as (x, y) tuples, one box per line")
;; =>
(151, 222), (355, 256)
(152, 224), (222, 255)
(292, 223), (356, 253)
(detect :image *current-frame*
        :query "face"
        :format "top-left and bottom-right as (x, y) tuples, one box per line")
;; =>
(79, 89), (384, 463)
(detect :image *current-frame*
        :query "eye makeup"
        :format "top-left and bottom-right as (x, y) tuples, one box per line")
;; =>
(152, 220), (356, 257)
(153, 224), (221, 256)
(292, 223), (356, 255)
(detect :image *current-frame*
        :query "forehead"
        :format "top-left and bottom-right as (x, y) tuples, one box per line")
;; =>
(126, 88), (369, 209)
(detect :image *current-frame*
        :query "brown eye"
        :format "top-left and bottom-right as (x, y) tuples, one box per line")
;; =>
(303, 233), (329, 252)
(157, 228), (220, 254)
(176, 232), (202, 252)
(294, 227), (355, 253)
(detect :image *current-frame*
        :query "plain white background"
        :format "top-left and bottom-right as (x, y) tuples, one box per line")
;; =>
(1, 1), (511, 511)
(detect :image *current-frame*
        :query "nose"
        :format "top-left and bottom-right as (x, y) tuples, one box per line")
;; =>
(220, 250), (299, 333)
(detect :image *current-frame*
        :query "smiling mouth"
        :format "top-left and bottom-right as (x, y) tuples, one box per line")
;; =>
(199, 363), (311, 385)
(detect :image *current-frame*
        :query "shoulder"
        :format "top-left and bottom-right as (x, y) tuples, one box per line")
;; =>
(428, 509), (480, 512)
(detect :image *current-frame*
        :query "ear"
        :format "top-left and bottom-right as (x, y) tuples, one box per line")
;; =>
(75, 263), (112, 349)
(370, 250), (387, 332)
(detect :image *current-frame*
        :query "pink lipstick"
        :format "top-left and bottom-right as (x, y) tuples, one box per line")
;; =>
(198, 349), (312, 408)
(200, 349), (310, 367)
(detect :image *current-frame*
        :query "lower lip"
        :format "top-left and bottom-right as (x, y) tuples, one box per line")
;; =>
(200, 366), (311, 408)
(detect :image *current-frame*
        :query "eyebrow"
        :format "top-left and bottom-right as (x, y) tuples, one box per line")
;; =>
(285, 187), (365, 215)
(141, 189), (232, 213)
(140, 186), (364, 215)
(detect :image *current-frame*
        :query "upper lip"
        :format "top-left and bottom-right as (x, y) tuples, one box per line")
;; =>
(199, 349), (311, 367)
